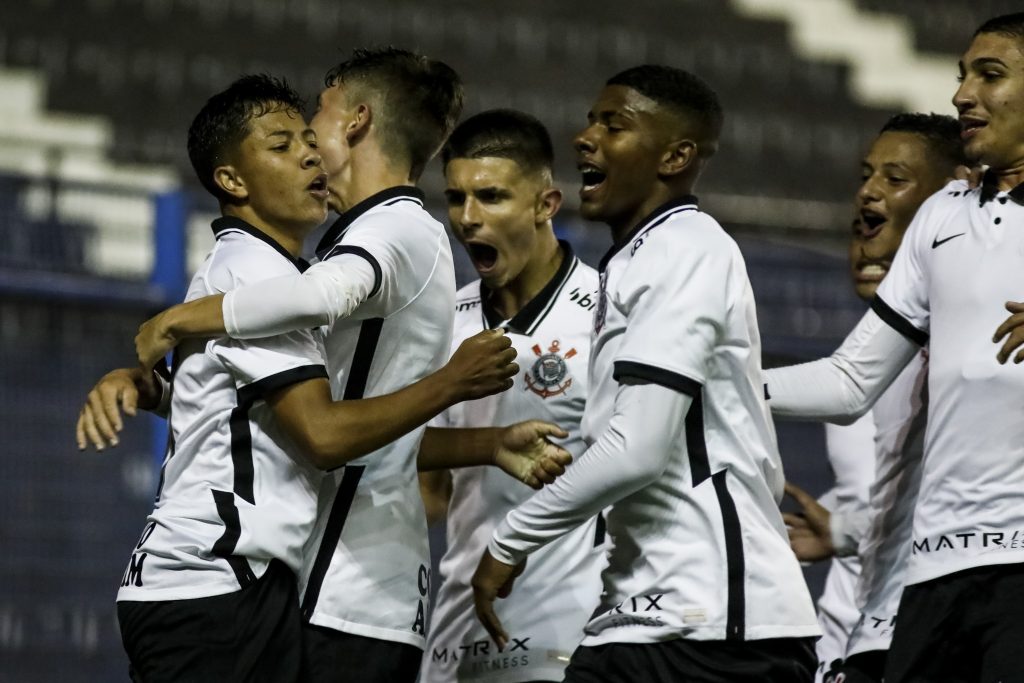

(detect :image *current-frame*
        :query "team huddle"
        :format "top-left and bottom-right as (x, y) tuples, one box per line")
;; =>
(74, 11), (1024, 683)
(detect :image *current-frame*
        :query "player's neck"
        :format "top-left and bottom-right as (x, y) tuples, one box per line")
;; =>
(608, 185), (695, 245)
(992, 158), (1024, 192)
(490, 235), (563, 319)
(222, 205), (307, 257)
(338, 148), (414, 209)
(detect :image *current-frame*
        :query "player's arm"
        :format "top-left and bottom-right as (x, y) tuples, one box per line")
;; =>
(765, 307), (919, 424)
(265, 329), (518, 470)
(782, 481), (869, 562)
(419, 470), (453, 525)
(473, 379), (689, 648)
(75, 366), (168, 451)
(136, 255), (377, 370)
(418, 422), (572, 488)
(994, 300), (1024, 364)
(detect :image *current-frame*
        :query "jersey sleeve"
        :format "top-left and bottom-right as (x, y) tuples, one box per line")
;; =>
(320, 215), (446, 320)
(872, 187), (948, 343)
(611, 224), (728, 396)
(213, 328), (328, 396)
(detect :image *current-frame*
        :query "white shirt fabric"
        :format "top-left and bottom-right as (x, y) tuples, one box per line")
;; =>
(846, 350), (927, 657)
(489, 197), (820, 646)
(118, 217), (327, 603)
(812, 414), (875, 681)
(422, 246), (606, 683)
(219, 187), (456, 648)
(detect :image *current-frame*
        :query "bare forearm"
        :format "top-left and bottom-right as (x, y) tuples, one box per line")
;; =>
(418, 427), (503, 471)
(164, 294), (227, 341)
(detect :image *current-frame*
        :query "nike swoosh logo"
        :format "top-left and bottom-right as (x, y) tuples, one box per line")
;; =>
(931, 232), (965, 249)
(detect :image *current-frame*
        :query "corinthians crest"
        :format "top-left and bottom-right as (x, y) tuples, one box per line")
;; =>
(525, 340), (576, 399)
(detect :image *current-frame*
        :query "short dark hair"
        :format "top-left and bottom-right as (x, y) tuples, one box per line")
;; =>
(880, 113), (967, 168)
(441, 109), (554, 176)
(187, 74), (304, 199)
(325, 47), (464, 181)
(607, 65), (724, 150)
(974, 12), (1024, 42)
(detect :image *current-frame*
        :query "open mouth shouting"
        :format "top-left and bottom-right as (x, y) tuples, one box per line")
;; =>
(859, 207), (888, 236)
(465, 241), (499, 274)
(959, 115), (987, 142)
(578, 162), (607, 199)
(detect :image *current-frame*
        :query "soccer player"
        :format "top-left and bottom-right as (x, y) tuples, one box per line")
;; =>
(106, 74), (511, 683)
(128, 48), (485, 683)
(765, 13), (1024, 682)
(419, 109), (606, 683)
(784, 113), (965, 683)
(471, 65), (820, 682)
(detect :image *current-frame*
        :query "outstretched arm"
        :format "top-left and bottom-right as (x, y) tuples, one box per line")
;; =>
(472, 381), (689, 648)
(765, 309), (919, 424)
(136, 255), (377, 369)
(76, 367), (166, 451)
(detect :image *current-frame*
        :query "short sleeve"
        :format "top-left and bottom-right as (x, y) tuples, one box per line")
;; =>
(611, 224), (728, 396)
(214, 328), (328, 397)
(872, 189), (945, 345)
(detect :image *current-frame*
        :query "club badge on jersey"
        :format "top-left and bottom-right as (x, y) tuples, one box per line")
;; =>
(525, 340), (576, 399)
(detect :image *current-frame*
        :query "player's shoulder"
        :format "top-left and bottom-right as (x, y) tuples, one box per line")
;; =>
(625, 205), (733, 268)
(204, 229), (304, 290)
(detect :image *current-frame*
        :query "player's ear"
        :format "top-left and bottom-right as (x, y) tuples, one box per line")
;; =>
(536, 186), (562, 225)
(659, 139), (697, 178)
(213, 165), (248, 201)
(345, 102), (372, 145)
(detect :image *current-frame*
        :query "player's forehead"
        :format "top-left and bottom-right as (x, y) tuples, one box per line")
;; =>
(588, 84), (659, 120)
(445, 156), (531, 189)
(865, 131), (934, 170)
(245, 107), (309, 140)
(961, 31), (1024, 70)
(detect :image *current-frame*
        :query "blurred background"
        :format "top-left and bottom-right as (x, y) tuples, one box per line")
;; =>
(0, 0), (1013, 679)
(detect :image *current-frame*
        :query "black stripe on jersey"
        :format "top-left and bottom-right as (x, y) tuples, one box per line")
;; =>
(593, 511), (607, 547)
(612, 361), (702, 398)
(211, 489), (258, 588)
(231, 365), (329, 504)
(301, 464), (365, 620)
(315, 186), (426, 258)
(685, 391), (711, 487)
(302, 319), (383, 618)
(343, 318), (384, 400)
(871, 296), (928, 347)
(320, 245), (383, 298)
(712, 470), (746, 641)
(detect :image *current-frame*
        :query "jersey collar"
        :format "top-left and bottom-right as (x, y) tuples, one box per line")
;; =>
(211, 216), (310, 272)
(979, 170), (1024, 207)
(315, 186), (425, 259)
(598, 194), (699, 272)
(480, 240), (577, 334)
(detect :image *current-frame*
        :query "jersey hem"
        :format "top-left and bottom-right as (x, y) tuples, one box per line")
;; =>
(580, 623), (821, 646)
(904, 552), (1024, 586)
(115, 568), (268, 603)
(306, 612), (426, 650)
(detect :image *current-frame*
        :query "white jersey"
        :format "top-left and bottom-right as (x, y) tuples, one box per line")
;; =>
(297, 188), (455, 648)
(423, 246), (606, 683)
(846, 350), (927, 656)
(874, 176), (1024, 585)
(578, 197), (818, 644)
(814, 414), (875, 679)
(118, 217), (327, 602)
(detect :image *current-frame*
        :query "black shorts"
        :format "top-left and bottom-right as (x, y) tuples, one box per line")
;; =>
(301, 623), (422, 683)
(886, 563), (1024, 683)
(563, 636), (817, 683)
(827, 650), (886, 683)
(117, 559), (302, 683)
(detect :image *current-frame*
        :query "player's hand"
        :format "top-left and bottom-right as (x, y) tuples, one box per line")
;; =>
(472, 549), (525, 651)
(443, 329), (519, 403)
(136, 309), (177, 371)
(954, 164), (985, 189)
(993, 301), (1024, 364)
(75, 367), (160, 451)
(493, 420), (572, 489)
(782, 481), (834, 562)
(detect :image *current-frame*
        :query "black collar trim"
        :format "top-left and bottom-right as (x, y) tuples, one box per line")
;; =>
(211, 216), (309, 273)
(481, 240), (578, 334)
(979, 170), (1024, 207)
(315, 186), (425, 258)
(598, 195), (699, 272)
